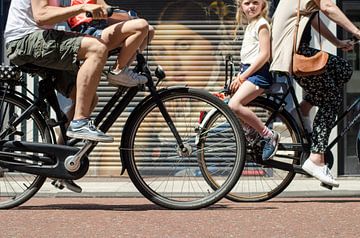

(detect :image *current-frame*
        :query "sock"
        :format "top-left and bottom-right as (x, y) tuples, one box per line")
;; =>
(260, 126), (273, 139)
(71, 118), (89, 128)
(111, 67), (127, 75)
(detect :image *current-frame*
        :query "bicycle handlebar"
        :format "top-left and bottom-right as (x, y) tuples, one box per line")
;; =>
(86, 7), (114, 18)
(86, 7), (138, 19)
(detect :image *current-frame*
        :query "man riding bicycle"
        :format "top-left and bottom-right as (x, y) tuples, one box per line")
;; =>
(4, 0), (151, 192)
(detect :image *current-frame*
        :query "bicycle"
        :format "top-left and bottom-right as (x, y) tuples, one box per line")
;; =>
(0, 46), (247, 209)
(198, 55), (360, 202)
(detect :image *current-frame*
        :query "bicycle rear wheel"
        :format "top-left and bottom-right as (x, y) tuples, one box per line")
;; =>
(121, 88), (245, 209)
(0, 92), (50, 209)
(224, 97), (302, 202)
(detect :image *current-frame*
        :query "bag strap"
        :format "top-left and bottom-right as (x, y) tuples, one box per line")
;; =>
(293, 0), (323, 55)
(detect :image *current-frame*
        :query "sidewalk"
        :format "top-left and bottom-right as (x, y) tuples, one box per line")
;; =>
(37, 176), (360, 198)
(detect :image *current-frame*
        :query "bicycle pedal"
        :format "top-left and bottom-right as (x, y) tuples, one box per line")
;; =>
(51, 180), (65, 190)
(320, 182), (333, 190)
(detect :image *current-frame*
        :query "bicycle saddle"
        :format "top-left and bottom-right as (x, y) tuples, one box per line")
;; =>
(0, 64), (21, 84)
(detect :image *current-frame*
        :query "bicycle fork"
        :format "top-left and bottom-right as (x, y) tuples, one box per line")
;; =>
(147, 85), (187, 155)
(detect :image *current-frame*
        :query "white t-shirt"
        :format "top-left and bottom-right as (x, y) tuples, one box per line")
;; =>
(240, 17), (270, 65)
(4, 0), (59, 44)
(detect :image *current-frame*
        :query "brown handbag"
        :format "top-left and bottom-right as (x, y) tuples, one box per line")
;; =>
(292, 0), (329, 77)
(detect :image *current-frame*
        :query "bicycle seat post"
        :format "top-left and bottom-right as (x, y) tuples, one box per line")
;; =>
(223, 55), (233, 96)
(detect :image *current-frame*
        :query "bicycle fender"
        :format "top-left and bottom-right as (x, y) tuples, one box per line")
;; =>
(195, 108), (218, 145)
(0, 87), (34, 105)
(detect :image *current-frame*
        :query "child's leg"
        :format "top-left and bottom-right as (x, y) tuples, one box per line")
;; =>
(100, 19), (149, 71)
(228, 81), (266, 133)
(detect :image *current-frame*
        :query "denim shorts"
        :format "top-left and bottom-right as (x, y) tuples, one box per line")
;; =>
(240, 63), (273, 89)
(72, 20), (108, 38)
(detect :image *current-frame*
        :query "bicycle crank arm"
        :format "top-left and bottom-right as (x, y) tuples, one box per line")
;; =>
(0, 140), (89, 179)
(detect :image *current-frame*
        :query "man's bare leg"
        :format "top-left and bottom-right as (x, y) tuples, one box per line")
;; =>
(74, 37), (108, 119)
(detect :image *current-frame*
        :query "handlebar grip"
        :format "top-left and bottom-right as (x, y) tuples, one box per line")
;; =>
(86, 7), (113, 18)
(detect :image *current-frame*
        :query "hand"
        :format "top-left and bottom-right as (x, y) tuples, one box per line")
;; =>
(229, 74), (246, 93)
(354, 29), (360, 41)
(82, 4), (107, 19)
(337, 39), (354, 51)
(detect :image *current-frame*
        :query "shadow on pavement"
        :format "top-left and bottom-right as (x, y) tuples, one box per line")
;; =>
(18, 203), (164, 211)
(269, 198), (360, 203)
(18, 203), (279, 211)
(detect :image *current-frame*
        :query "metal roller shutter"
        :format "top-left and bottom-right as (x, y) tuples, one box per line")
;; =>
(88, 0), (242, 176)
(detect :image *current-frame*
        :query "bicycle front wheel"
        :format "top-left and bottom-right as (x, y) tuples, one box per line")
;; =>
(0, 92), (50, 209)
(121, 88), (245, 209)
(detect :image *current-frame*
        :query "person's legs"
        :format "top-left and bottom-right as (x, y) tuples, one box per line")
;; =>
(54, 91), (99, 193)
(228, 81), (280, 160)
(73, 37), (107, 119)
(101, 18), (149, 70)
(228, 81), (265, 132)
(299, 53), (352, 187)
(139, 24), (155, 52)
(99, 18), (149, 87)
(298, 100), (313, 117)
(65, 36), (114, 142)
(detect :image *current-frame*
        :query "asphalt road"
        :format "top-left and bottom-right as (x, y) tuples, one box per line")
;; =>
(2, 197), (360, 238)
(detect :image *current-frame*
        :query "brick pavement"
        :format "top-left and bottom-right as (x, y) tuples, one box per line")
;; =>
(1, 197), (360, 238)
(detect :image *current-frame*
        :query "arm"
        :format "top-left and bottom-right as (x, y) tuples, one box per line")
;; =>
(239, 25), (271, 81)
(311, 13), (340, 46)
(31, 0), (107, 26)
(311, 13), (353, 50)
(97, 0), (132, 23)
(314, 0), (360, 39)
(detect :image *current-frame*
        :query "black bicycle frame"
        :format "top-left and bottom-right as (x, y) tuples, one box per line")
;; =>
(0, 54), (186, 179)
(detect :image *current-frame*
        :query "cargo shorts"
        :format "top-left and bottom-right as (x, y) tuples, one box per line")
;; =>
(6, 29), (84, 97)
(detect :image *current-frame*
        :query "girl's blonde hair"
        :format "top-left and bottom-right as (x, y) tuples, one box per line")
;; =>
(234, 0), (270, 38)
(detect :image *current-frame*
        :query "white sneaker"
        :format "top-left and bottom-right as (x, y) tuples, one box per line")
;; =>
(302, 159), (339, 187)
(289, 108), (312, 133)
(107, 67), (147, 87)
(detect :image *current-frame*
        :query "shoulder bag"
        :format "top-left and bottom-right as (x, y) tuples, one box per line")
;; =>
(292, 0), (329, 77)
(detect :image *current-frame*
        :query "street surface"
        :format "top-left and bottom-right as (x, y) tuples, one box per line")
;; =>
(1, 197), (360, 237)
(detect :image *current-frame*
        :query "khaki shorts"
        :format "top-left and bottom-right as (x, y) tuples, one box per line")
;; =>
(6, 29), (83, 97)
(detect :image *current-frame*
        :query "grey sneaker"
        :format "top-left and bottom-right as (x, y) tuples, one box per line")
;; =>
(107, 67), (147, 87)
(262, 131), (280, 160)
(66, 119), (114, 143)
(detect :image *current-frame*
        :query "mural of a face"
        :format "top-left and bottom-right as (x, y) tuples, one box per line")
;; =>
(152, 23), (218, 89)
(150, 0), (234, 91)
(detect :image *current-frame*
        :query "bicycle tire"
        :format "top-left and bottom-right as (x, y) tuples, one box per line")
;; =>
(121, 87), (246, 209)
(0, 92), (50, 209)
(200, 97), (302, 202)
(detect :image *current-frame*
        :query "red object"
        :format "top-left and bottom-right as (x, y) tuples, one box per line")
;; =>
(68, 0), (96, 29)
(213, 93), (225, 100)
(199, 111), (206, 123)
(242, 169), (265, 176)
